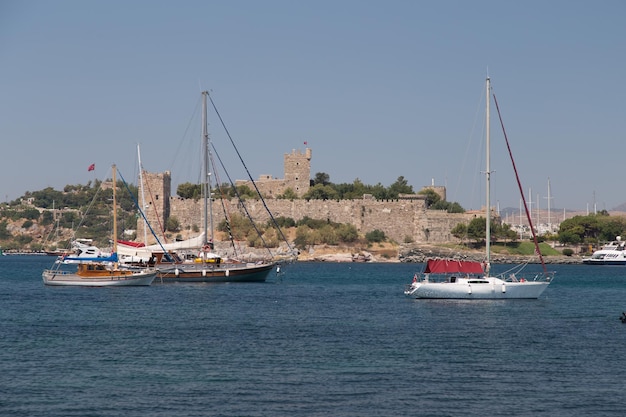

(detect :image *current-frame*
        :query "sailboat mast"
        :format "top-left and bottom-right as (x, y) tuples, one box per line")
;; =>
(137, 144), (148, 245)
(485, 77), (491, 273)
(112, 164), (118, 255)
(201, 91), (213, 246)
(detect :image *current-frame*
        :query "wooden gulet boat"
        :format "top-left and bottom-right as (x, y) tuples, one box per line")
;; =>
(42, 165), (156, 287)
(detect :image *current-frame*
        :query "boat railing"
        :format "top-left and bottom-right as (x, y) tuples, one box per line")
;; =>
(43, 269), (73, 276)
(501, 271), (554, 283)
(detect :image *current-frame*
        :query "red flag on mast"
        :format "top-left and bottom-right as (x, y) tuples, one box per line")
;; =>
(88, 163), (95, 171)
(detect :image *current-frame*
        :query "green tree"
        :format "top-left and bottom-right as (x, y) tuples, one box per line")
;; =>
(0, 220), (10, 239)
(388, 176), (414, 198)
(365, 229), (386, 243)
(559, 215), (602, 244)
(313, 172), (330, 186)
(303, 184), (339, 200)
(334, 178), (368, 199)
(277, 188), (298, 200)
(446, 202), (465, 213)
(177, 182), (202, 199)
(418, 189), (441, 207)
(297, 216), (328, 229)
(370, 183), (390, 200)
(41, 211), (54, 226)
(270, 216), (296, 228)
(235, 185), (257, 199)
(337, 224), (358, 242)
(451, 223), (468, 240)
(294, 225), (313, 250)
(467, 217), (487, 243)
(166, 216), (180, 232)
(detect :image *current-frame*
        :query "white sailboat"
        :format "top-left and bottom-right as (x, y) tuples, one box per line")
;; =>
(405, 78), (552, 299)
(42, 165), (156, 287)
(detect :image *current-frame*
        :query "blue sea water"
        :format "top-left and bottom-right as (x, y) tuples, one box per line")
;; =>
(1, 256), (626, 417)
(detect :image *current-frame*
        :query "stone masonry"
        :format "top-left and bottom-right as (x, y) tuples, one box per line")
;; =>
(136, 147), (477, 245)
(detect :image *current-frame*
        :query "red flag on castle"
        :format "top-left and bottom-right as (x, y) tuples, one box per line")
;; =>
(303, 141), (308, 145)
(88, 163), (95, 172)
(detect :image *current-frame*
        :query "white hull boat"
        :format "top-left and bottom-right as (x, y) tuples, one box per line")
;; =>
(582, 237), (626, 265)
(405, 276), (549, 299)
(404, 78), (552, 300)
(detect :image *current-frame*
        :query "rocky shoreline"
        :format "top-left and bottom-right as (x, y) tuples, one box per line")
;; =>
(398, 245), (582, 265)
(6, 243), (582, 265)
(295, 243), (583, 264)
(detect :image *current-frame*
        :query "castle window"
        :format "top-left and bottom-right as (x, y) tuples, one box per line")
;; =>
(156, 195), (159, 200)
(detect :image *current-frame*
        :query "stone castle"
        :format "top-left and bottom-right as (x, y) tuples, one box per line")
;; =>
(137, 147), (475, 245)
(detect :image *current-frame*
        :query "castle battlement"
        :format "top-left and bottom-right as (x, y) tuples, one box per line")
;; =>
(136, 147), (468, 245)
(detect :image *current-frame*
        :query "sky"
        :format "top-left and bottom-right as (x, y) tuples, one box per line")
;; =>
(1, 0), (624, 213)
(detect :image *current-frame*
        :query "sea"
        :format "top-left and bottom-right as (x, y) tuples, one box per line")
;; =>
(1, 255), (626, 417)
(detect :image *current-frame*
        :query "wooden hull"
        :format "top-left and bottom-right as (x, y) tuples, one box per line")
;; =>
(42, 269), (156, 286)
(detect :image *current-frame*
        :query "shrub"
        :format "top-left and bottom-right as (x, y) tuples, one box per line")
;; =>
(562, 248), (574, 257)
(365, 229), (386, 243)
(165, 216), (180, 232)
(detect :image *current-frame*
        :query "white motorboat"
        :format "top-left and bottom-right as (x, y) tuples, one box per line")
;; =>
(582, 237), (626, 265)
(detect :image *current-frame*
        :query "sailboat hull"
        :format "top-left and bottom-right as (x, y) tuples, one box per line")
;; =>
(405, 278), (549, 299)
(154, 262), (275, 283)
(42, 269), (156, 287)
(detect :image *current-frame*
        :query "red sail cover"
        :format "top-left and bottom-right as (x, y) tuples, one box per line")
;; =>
(424, 259), (484, 274)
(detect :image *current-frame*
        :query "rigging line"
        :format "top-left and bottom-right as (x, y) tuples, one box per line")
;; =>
(50, 174), (107, 251)
(117, 169), (174, 261)
(492, 92), (548, 276)
(76, 173), (107, 238)
(210, 143), (274, 259)
(207, 92), (296, 256)
(167, 94), (203, 179)
(206, 92), (254, 183)
(209, 153), (241, 257)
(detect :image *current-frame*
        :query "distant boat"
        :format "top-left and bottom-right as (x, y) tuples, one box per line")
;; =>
(42, 165), (156, 287)
(582, 237), (626, 265)
(49, 238), (111, 263)
(404, 77), (552, 299)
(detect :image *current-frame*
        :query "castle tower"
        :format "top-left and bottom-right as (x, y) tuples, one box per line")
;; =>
(284, 148), (312, 197)
(137, 170), (171, 243)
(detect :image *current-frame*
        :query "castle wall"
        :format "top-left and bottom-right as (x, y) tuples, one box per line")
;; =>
(138, 195), (476, 245)
(135, 147), (471, 245)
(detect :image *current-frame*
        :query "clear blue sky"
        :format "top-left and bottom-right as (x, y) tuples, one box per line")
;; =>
(1, 0), (624, 212)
